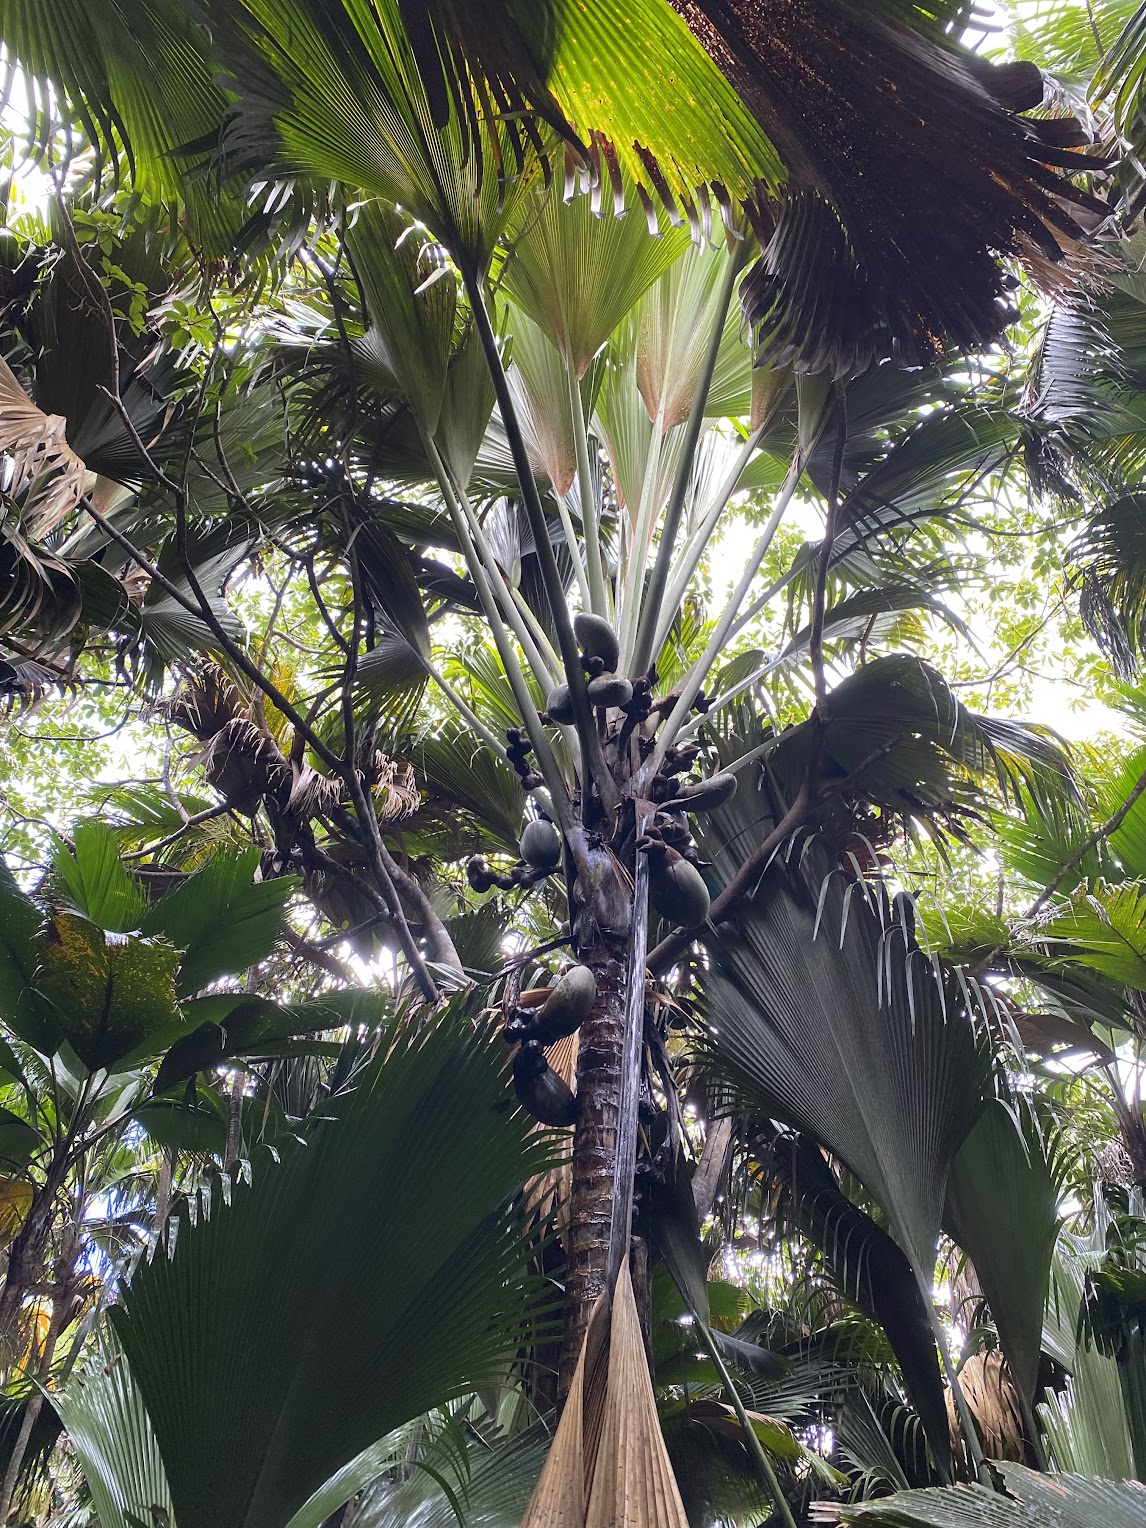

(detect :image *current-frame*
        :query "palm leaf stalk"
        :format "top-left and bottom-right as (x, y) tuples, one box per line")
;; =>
(630, 230), (750, 680)
(461, 268), (620, 818)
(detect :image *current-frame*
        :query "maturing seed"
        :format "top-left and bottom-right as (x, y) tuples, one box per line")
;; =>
(573, 611), (620, 670)
(545, 682), (575, 725)
(586, 672), (633, 708)
(519, 817), (562, 870)
(526, 964), (597, 1044)
(650, 855), (711, 928)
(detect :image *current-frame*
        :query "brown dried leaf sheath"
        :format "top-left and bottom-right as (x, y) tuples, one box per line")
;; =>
(521, 1259), (689, 1528)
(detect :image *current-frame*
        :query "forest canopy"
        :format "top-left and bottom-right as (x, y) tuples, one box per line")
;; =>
(1, 1), (1146, 1525)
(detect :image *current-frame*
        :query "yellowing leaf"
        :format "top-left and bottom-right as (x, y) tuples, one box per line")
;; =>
(687, 1398), (802, 1462)
(0, 1176), (33, 1247)
(37, 912), (181, 1072)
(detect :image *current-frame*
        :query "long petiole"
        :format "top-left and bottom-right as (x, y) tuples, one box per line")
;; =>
(424, 434), (573, 834)
(567, 354), (611, 617)
(555, 490), (592, 609)
(453, 480), (560, 690)
(463, 267), (619, 814)
(616, 400), (668, 671)
(423, 657), (513, 767)
(643, 449), (805, 777)
(652, 418), (778, 661)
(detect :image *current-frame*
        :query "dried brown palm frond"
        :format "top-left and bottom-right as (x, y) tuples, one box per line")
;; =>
(203, 717), (290, 817)
(372, 755), (420, 822)
(163, 664), (245, 742)
(287, 762), (345, 821)
(0, 355), (91, 533)
(524, 1029), (578, 1237)
(673, 0), (1110, 373)
(521, 1257), (690, 1528)
(946, 1350), (1027, 1464)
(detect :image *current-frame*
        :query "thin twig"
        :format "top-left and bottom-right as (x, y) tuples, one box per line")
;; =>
(121, 801), (236, 860)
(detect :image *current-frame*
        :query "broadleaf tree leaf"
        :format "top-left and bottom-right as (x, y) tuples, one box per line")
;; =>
(0, 860), (58, 1054)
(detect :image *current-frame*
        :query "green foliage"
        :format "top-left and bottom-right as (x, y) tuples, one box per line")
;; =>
(36, 911), (181, 1073)
(700, 811), (992, 1280)
(52, 1342), (174, 1528)
(836, 1464), (1146, 1526)
(944, 1101), (1064, 1402)
(52, 823), (148, 933)
(5, 6), (1146, 1522)
(109, 1000), (557, 1528)
(138, 850), (296, 998)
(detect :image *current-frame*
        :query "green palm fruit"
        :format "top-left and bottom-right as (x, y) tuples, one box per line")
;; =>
(650, 853), (711, 928)
(545, 682), (575, 724)
(586, 673), (633, 708)
(513, 1041), (577, 1126)
(520, 817), (562, 869)
(672, 771), (738, 812)
(528, 964), (596, 1044)
(573, 611), (620, 670)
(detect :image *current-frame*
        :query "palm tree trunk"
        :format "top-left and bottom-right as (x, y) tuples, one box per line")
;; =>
(561, 930), (629, 1393)
(0, 1227), (77, 1524)
(0, 1147), (69, 1357)
(560, 822), (652, 1392)
(225, 1068), (245, 1168)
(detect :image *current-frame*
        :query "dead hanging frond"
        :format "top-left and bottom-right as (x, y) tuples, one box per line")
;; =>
(371, 754), (420, 822)
(945, 1350), (1028, 1465)
(203, 718), (291, 817)
(163, 664), (245, 742)
(521, 1258), (690, 1528)
(0, 355), (91, 534)
(287, 762), (344, 821)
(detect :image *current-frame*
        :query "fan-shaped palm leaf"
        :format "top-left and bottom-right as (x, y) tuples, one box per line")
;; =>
(833, 1462), (1146, 1527)
(51, 1340), (174, 1528)
(109, 998), (557, 1528)
(698, 805), (993, 1283)
(944, 1100), (1064, 1405)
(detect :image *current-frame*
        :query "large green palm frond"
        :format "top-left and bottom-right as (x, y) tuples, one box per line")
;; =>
(943, 1099), (1065, 1405)
(743, 655), (1079, 842)
(0, 0), (240, 251)
(343, 1425), (549, 1527)
(712, 0), (1104, 373)
(770, 1132), (953, 1477)
(1094, 0), (1146, 213)
(4, 0), (1105, 374)
(697, 793), (994, 1284)
(1040, 1213), (1136, 1479)
(1024, 250), (1146, 672)
(51, 1339), (174, 1528)
(108, 996), (557, 1528)
(835, 1464), (1146, 1526)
